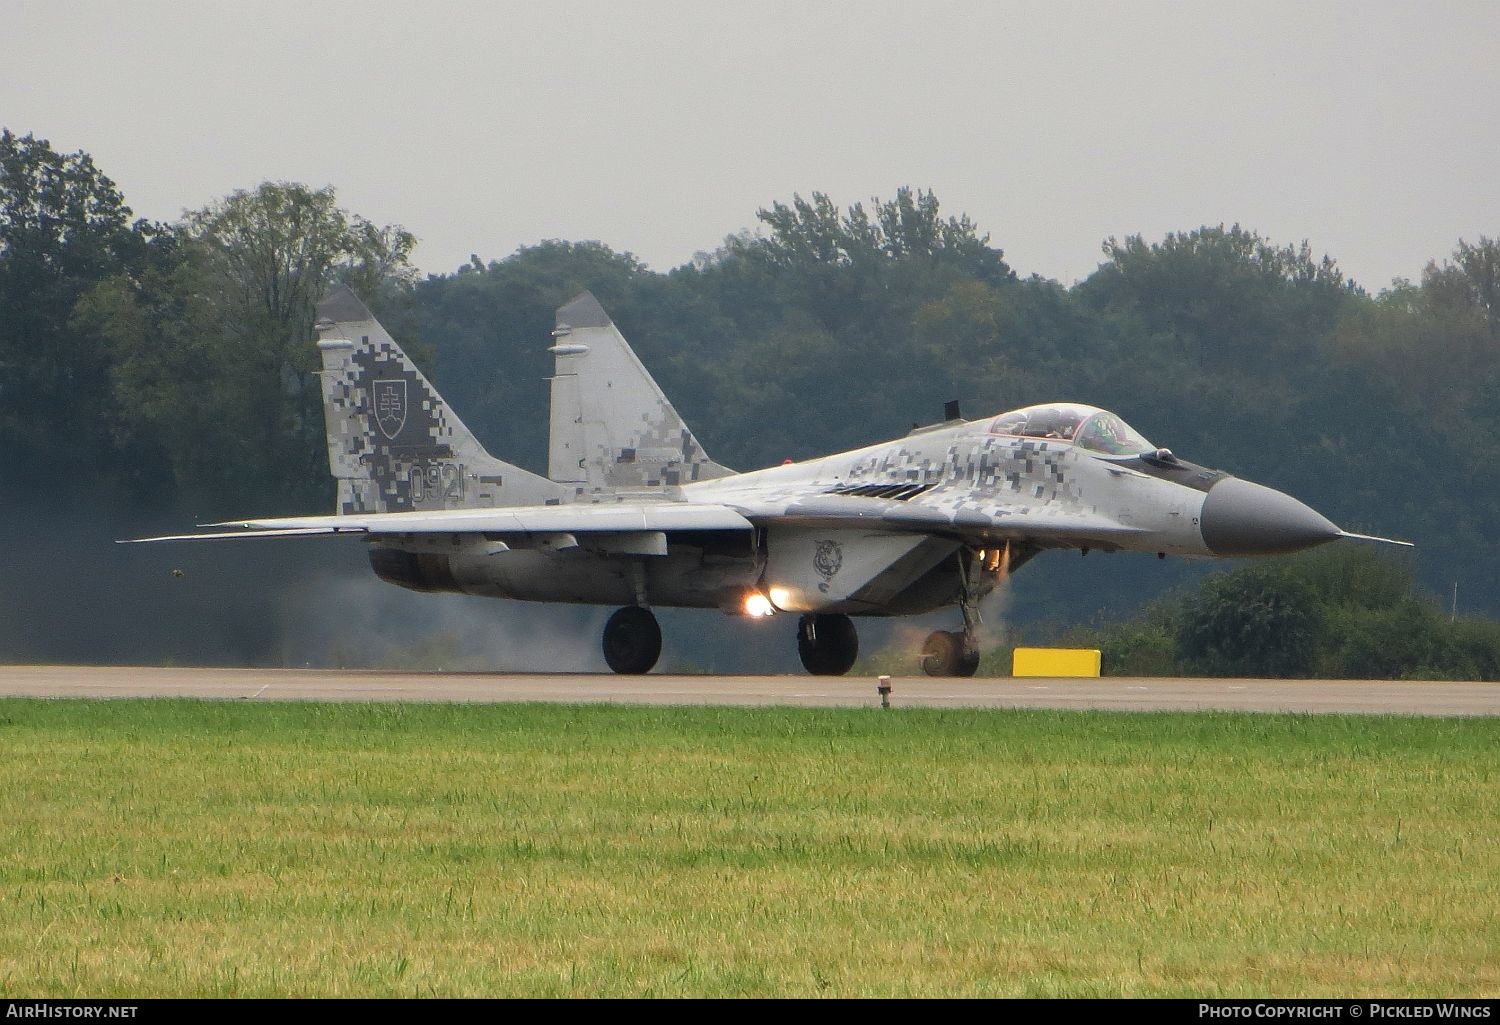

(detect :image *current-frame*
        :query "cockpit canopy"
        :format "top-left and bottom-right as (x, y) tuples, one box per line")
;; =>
(988, 403), (1155, 456)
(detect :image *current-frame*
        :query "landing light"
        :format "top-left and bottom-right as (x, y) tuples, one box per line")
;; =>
(744, 592), (775, 618)
(768, 586), (792, 610)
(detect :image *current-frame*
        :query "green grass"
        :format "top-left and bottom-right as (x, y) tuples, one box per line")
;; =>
(0, 698), (1495, 997)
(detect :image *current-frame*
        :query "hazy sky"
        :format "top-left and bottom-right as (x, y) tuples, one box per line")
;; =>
(6, 1), (1497, 290)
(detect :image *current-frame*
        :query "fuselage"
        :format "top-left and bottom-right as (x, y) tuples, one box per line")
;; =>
(367, 402), (1341, 616)
(692, 407), (1212, 556)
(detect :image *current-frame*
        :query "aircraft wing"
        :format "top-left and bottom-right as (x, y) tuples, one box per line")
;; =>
(123, 502), (754, 542)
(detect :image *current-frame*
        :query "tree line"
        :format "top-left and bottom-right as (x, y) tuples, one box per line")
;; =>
(1055, 545), (1500, 681)
(3, 127), (1498, 669)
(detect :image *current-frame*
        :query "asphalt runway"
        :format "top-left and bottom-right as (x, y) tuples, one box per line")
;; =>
(0, 665), (1496, 715)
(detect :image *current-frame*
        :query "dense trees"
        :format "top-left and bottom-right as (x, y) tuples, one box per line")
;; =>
(0, 130), (154, 491)
(1072, 546), (1500, 681)
(168, 182), (416, 509)
(9, 171), (421, 512)
(3, 127), (1499, 671)
(1, 145), (423, 510)
(1176, 567), (1323, 678)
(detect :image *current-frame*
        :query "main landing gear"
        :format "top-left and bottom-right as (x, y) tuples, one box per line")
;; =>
(603, 606), (861, 676)
(797, 613), (859, 676)
(602, 606), (661, 674)
(600, 602), (976, 678)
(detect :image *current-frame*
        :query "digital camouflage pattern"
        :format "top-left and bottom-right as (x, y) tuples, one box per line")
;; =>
(315, 286), (565, 514)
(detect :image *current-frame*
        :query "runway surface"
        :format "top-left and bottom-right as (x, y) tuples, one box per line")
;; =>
(1, 665), (1497, 715)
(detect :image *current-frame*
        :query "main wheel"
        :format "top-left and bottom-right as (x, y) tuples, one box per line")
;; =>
(797, 613), (859, 676)
(602, 606), (662, 674)
(921, 630), (980, 677)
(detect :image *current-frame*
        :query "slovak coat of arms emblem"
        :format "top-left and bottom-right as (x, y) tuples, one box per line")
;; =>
(373, 379), (408, 440)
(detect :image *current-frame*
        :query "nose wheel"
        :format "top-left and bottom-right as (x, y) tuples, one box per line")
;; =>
(797, 613), (859, 676)
(921, 630), (981, 677)
(602, 606), (662, 674)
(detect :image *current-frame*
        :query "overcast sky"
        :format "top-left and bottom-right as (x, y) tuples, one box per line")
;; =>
(6, 1), (1497, 290)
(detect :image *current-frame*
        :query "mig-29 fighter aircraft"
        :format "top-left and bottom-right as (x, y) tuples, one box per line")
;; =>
(130, 287), (1407, 676)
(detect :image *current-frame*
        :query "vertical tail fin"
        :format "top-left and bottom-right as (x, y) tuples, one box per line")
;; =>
(316, 286), (567, 514)
(547, 292), (734, 496)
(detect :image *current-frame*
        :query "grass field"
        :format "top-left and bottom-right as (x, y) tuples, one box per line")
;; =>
(0, 698), (1495, 997)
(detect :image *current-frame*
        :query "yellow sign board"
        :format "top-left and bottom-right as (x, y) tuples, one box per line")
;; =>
(1012, 647), (1102, 678)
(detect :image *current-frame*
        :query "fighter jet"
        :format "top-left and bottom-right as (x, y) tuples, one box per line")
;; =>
(129, 287), (1409, 676)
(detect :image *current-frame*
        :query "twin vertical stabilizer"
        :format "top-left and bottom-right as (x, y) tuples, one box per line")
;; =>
(313, 286), (731, 514)
(547, 292), (733, 495)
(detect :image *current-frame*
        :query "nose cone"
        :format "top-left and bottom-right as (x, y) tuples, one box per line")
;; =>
(1200, 477), (1341, 556)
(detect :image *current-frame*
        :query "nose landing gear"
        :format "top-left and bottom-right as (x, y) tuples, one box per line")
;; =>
(922, 563), (984, 677)
(920, 629), (981, 677)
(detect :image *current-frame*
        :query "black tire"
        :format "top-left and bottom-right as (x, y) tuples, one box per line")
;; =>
(602, 606), (662, 674)
(956, 641), (981, 678)
(797, 613), (859, 676)
(922, 629), (979, 677)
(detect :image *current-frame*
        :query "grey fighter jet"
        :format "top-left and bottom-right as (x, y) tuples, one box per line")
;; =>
(130, 287), (1408, 676)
